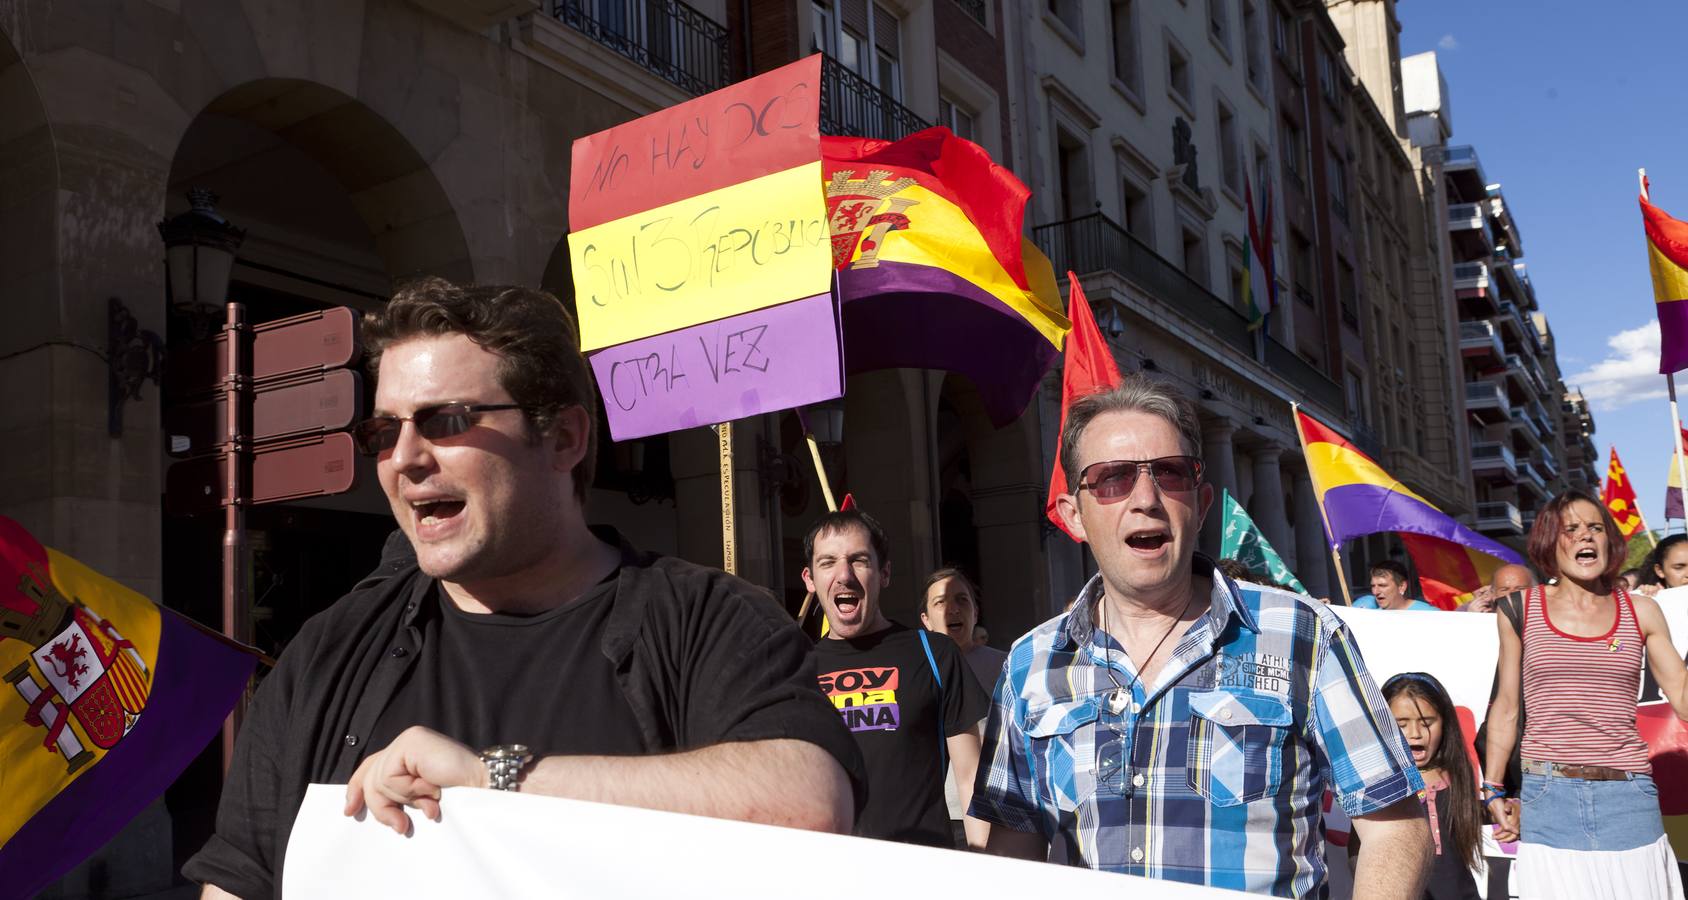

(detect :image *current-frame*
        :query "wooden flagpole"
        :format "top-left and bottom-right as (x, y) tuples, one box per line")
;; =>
(1642, 169), (1688, 535)
(793, 407), (841, 626)
(718, 422), (736, 575)
(1290, 401), (1355, 605)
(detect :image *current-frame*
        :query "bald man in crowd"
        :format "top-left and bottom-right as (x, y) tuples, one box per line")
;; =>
(1461, 564), (1536, 613)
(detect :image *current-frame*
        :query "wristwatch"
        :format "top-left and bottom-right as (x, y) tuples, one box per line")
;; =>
(479, 744), (533, 791)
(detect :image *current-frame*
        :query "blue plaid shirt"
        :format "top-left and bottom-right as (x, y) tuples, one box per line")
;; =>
(970, 559), (1422, 897)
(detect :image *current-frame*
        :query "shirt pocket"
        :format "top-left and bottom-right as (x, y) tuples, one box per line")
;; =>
(1186, 689), (1294, 807)
(1023, 695), (1103, 813)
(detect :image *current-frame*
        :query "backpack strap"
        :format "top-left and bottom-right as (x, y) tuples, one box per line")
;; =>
(916, 629), (949, 771)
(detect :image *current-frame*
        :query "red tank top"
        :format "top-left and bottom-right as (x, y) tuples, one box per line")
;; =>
(1519, 585), (1651, 774)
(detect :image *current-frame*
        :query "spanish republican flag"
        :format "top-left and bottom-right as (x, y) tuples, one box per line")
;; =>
(1295, 408), (1525, 608)
(1640, 177), (1688, 374)
(823, 127), (1070, 426)
(0, 516), (255, 897)
(1603, 446), (1646, 539)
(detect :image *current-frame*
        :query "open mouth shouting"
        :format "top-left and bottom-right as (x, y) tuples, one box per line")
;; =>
(1124, 527), (1171, 557)
(1407, 741), (1430, 764)
(406, 492), (467, 541)
(830, 589), (864, 621)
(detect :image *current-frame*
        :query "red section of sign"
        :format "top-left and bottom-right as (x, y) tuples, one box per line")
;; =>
(568, 55), (820, 231)
(165, 369), (363, 456)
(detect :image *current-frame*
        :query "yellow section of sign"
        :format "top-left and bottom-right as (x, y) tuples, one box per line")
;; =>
(569, 161), (830, 350)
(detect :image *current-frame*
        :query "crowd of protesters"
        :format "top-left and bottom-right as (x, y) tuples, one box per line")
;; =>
(187, 279), (1687, 900)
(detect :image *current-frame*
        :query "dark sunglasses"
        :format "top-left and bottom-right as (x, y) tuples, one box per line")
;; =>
(1075, 456), (1204, 501)
(352, 402), (526, 456)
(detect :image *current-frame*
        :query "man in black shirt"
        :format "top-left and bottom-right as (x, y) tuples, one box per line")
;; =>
(802, 508), (989, 849)
(185, 279), (861, 899)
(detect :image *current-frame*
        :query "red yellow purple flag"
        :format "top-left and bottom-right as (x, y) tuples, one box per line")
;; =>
(0, 515), (256, 897)
(823, 127), (1069, 426)
(1602, 446), (1646, 540)
(1640, 176), (1688, 374)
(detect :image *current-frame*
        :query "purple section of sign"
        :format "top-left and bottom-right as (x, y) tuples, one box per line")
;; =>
(0, 609), (255, 900)
(590, 292), (844, 441)
(839, 701), (900, 733)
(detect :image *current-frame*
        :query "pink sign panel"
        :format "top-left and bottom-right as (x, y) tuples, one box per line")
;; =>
(589, 292), (843, 441)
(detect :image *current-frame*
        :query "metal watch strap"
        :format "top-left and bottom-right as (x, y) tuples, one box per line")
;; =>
(480, 744), (532, 791)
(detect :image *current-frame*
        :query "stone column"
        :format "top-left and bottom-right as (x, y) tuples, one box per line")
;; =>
(1199, 417), (1239, 555)
(1250, 442), (1292, 559)
(1292, 467), (1331, 598)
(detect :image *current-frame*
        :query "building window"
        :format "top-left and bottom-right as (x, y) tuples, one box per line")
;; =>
(1217, 98), (1241, 198)
(1182, 223), (1208, 288)
(1345, 368), (1364, 420)
(1328, 149), (1349, 221)
(1122, 175), (1153, 244)
(1338, 258), (1358, 330)
(812, 0), (904, 100)
(1049, 0), (1084, 38)
(1317, 46), (1344, 113)
(1207, 0), (1230, 54)
(1110, 0), (1142, 96)
(1242, 0), (1266, 90)
(1272, 2), (1298, 63)
(1292, 231), (1315, 307)
(939, 96), (977, 142)
(1167, 37), (1193, 110)
(1056, 128), (1093, 221)
(1280, 117), (1304, 188)
(1252, 140), (1271, 201)
(1228, 243), (1247, 310)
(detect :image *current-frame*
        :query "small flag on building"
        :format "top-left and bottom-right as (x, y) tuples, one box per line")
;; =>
(0, 515), (256, 897)
(1219, 489), (1307, 593)
(1602, 446), (1646, 539)
(1045, 275), (1123, 541)
(1639, 176), (1688, 374)
(1244, 174), (1275, 330)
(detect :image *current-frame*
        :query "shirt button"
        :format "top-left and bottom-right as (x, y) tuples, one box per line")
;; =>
(390, 646), (407, 658)
(1131, 702), (1141, 714)
(1131, 846), (1144, 862)
(1220, 707), (1233, 721)
(1132, 773), (1145, 787)
(344, 734), (358, 748)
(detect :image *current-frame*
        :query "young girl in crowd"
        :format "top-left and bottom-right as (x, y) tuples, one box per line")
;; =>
(1383, 673), (1483, 900)
(1643, 533), (1688, 592)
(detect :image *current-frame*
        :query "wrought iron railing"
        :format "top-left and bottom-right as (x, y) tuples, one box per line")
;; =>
(951, 0), (987, 26)
(1032, 212), (1345, 413)
(553, 0), (731, 97)
(820, 53), (930, 141)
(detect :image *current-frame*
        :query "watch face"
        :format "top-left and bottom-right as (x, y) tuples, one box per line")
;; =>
(483, 744), (530, 760)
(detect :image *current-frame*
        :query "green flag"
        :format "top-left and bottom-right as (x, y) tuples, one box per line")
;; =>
(1219, 489), (1308, 594)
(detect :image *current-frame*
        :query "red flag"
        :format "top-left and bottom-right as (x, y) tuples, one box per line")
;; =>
(1603, 446), (1645, 539)
(1045, 275), (1124, 540)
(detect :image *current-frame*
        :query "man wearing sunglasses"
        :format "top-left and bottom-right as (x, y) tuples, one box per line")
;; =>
(970, 375), (1431, 898)
(186, 278), (862, 900)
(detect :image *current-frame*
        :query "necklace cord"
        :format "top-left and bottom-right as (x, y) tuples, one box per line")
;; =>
(1098, 588), (1200, 701)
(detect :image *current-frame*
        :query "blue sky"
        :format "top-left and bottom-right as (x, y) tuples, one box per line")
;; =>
(1398, 0), (1688, 533)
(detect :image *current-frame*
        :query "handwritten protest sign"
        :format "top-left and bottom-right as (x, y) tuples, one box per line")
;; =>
(590, 291), (844, 441)
(568, 55), (831, 352)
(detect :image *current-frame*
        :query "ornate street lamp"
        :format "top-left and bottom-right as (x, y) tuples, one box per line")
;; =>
(157, 188), (245, 336)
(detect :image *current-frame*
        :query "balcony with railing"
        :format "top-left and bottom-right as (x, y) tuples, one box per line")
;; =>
(1509, 407), (1545, 444)
(1448, 202), (1496, 259)
(1460, 319), (1503, 362)
(1475, 500), (1523, 535)
(1465, 379), (1510, 423)
(1518, 459), (1549, 496)
(1032, 212), (1344, 413)
(1452, 260), (1500, 316)
(552, 0), (732, 97)
(1485, 187), (1525, 257)
(820, 53), (930, 141)
(1443, 145), (1489, 203)
(1472, 440), (1518, 482)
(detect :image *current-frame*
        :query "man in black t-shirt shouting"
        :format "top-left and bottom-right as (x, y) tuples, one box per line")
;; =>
(185, 279), (863, 900)
(802, 508), (989, 849)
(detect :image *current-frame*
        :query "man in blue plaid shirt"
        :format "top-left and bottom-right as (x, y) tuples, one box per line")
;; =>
(971, 376), (1430, 897)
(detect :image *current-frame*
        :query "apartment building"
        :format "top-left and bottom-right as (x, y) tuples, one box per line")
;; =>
(1402, 51), (1593, 548)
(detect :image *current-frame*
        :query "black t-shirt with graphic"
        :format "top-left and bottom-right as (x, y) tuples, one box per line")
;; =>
(814, 623), (988, 847)
(368, 579), (647, 760)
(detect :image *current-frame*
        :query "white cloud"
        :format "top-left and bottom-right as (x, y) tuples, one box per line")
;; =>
(1564, 320), (1669, 411)
(1438, 34), (1460, 51)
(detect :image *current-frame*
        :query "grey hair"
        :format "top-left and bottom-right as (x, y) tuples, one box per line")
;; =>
(1058, 373), (1204, 493)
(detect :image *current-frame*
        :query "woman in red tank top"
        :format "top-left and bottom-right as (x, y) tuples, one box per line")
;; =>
(1481, 491), (1688, 899)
